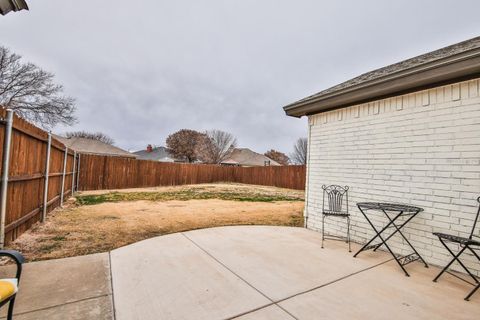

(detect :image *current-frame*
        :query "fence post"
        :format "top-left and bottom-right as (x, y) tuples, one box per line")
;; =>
(42, 132), (52, 222)
(76, 154), (81, 191)
(0, 110), (14, 248)
(71, 151), (76, 195)
(60, 147), (68, 206)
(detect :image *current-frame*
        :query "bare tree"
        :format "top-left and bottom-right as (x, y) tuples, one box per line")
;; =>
(0, 46), (76, 127)
(166, 129), (206, 163)
(65, 131), (115, 145)
(290, 137), (308, 165)
(264, 149), (289, 165)
(196, 130), (237, 164)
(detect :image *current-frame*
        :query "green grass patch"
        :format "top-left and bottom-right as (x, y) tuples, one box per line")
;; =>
(76, 190), (303, 206)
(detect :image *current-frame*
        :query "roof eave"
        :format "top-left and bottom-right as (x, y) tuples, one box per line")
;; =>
(0, 0), (29, 15)
(284, 48), (480, 118)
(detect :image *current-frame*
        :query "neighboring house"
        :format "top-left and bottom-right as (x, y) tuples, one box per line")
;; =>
(284, 37), (480, 273)
(221, 148), (280, 167)
(54, 135), (137, 158)
(0, 0), (28, 15)
(133, 145), (182, 162)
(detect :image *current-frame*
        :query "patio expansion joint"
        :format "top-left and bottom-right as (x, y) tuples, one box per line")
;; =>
(181, 232), (300, 320)
(231, 257), (394, 319)
(0, 293), (112, 319)
(183, 232), (396, 320)
(109, 251), (117, 320)
(274, 256), (394, 304)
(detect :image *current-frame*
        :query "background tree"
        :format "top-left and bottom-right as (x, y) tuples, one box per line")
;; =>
(196, 130), (237, 164)
(166, 129), (205, 163)
(264, 149), (289, 165)
(0, 46), (76, 127)
(65, 131), (115, 145)
(290, 137), (308, 165)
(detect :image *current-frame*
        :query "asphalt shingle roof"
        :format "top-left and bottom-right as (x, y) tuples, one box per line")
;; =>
(222, 148), (280, 167)
(133, 146), (177, 162)
(288, 36), (480, 107)
(54, 135), (136, 158)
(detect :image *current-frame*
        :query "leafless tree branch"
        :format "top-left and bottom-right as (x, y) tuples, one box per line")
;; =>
(65, 131), (115, 145)
(0, 46), (76, 128)
(290, 137), (308, 165)
(196, 130), (237, 164)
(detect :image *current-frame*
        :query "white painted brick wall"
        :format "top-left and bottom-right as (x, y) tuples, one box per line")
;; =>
(305, 78), (480, 274)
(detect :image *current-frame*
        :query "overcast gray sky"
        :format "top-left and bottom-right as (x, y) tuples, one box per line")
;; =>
(1, 1), (479, 154)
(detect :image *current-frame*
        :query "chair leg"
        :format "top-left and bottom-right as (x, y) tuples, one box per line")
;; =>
(433, 240), (479, 284)
(433, 241), (466, 282)
(321, 214), (325, 249)
(465, 282), (480, 301)
(347, 216), (351, 252)
(7, 296), (16, 320)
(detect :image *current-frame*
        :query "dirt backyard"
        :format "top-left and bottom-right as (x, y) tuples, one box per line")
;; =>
(8, 183), (305, 261)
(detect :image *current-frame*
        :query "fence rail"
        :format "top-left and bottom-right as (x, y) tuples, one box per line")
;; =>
(78, 154), (306, 191)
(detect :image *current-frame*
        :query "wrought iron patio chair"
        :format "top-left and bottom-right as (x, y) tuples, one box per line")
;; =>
(432, 196), (480, 301)
(0, 250), (24, 320)
(321, 185), (351, 252)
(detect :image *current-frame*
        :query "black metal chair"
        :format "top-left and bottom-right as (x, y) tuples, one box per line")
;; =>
(0, 250), (24, 320)
(321, 185), (351, 252)
(433, 196), (480, 301)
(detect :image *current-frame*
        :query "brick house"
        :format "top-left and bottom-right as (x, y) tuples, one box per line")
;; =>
(284, 37), (480, 273)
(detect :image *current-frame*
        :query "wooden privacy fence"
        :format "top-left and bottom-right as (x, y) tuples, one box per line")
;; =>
(0, 109), (78, 245)
(0, 107), (305, 245)
(78, 154), (306, 191)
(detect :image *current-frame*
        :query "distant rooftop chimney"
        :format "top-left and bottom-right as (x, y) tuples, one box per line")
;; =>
(147, 144), (153, 152)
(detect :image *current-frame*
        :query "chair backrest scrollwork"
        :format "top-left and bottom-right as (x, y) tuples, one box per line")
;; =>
(322, 185), (349, 214)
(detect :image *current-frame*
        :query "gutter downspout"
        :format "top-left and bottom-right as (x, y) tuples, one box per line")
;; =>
(304, 116), (314, 229)
(0, 110), (14, 248)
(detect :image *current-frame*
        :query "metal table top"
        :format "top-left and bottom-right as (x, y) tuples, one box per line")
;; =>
(357, 202), (424, 213)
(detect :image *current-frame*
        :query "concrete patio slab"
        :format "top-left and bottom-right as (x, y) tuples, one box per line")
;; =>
(110, 232), (271, 320)
(184, 226), (392, 300)
(0, 253), (112, 319)
(279, 259), (480, 320)
(2, 226), (477, 319)
(233, 305), (295, 320)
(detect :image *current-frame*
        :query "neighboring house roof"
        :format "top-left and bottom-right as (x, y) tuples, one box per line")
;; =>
(53, 135), (137, 158)
(0, 0), (28, 15)
(221, 148), (280, 167)
(284, 36), (480, 117)
(221, 159), (240, 165)
(133, 146), (178, 162)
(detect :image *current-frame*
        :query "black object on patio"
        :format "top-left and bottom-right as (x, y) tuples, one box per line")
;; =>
(321, 185), (351, 252)
(433, 196), (480, 301)
(0, 250), (24, 320)
(353, 202), (428, 276)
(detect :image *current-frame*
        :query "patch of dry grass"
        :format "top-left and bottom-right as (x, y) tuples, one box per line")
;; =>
(8, 184), (304, 261)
